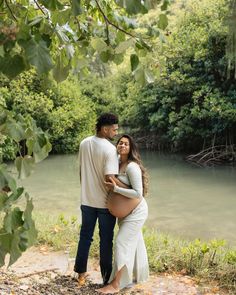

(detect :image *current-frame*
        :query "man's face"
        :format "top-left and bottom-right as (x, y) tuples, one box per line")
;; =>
(104, 124), (118, 140)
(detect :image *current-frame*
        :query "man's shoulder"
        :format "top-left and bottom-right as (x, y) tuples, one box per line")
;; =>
(80, 135), (94, 145)
(80, 136), (116, 152)
(103, 141), (117, 156)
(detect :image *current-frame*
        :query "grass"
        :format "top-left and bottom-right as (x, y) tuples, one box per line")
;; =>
(34, 212), (236, 294)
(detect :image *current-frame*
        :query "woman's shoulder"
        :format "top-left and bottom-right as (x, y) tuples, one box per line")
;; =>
(126, 161), (140, 171)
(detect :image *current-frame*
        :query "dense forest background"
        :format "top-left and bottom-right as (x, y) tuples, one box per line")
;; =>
(1, 0), (236, 160)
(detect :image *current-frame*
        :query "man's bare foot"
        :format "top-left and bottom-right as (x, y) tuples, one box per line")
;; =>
(76, 272), (88, 287)
(96, 284), (119, 294)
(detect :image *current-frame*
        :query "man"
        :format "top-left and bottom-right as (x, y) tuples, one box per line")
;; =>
(74, 113), (119, 285)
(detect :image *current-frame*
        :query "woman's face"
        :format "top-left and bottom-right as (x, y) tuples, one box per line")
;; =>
(117, 137), (130, 156)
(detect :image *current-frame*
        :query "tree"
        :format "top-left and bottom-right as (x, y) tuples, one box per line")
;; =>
(0, 109), (51, 267)
(0, 0), (171, 85)
(226, 0), (236, 78)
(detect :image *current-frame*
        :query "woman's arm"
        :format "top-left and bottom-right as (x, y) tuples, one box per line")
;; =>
(111, 176), (130, 188)
(112, 162), (143, 199)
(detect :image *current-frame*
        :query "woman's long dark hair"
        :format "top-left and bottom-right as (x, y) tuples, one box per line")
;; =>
(117, 134), (148, 196)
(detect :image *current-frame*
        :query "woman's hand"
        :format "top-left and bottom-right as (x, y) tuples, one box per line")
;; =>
(104, 177), (117, 191)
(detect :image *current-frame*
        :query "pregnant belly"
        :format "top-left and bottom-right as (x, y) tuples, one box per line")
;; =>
(107, 192), (141, 218)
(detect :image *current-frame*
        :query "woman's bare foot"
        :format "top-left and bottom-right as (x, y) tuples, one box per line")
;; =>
(96, 283), (119, 294)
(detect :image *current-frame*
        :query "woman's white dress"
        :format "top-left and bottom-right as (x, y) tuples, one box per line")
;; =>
(108, 162), (149, 289)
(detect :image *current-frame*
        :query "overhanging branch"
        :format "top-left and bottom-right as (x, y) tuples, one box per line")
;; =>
(5, 0), (17, 21)
(94, 0), (135, 39)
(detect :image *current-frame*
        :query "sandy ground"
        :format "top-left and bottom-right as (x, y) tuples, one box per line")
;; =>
(0, 246), (229, 295)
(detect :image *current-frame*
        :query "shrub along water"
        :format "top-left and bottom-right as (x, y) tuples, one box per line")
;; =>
(111, 0), (236, 155)
(35, 213), (236, 293)
(0, 71), (96, 159)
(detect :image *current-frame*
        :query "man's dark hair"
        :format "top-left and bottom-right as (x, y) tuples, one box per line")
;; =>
(96, 113), (119, 132)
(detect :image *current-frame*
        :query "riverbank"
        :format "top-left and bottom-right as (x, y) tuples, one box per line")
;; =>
(0, 246), (230, 295)
(33, 213), (236, 294)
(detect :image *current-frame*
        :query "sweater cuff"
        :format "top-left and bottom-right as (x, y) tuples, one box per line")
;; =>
(113, 185), (119, 193)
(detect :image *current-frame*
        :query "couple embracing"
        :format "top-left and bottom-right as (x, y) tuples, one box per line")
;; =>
(73, 113), (149, 294)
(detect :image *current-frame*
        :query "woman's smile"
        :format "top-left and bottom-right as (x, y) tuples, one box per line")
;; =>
(117, 137), (130, 155)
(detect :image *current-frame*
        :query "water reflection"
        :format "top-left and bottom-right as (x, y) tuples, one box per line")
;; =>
(19, 152), (236, 245)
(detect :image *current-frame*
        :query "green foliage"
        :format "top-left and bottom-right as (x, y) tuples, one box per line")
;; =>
(0, 71), (54, 131)
(79, 74), (124, 116)
(0, 71), (96, 156)
(145, 231), (236, 292)
(0, 0), (171, 84)
(35, 213), (80, 254)
(0, 110), (51, 267)
(49, 78), (96, 153)
(119, 0), (236, 151)
(0, 195), (37, 267)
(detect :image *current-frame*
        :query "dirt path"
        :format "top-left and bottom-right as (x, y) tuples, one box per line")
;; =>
(0, 247), (227, 295)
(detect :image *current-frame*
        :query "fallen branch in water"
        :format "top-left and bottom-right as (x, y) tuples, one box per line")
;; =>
(186, 144), (236, 166)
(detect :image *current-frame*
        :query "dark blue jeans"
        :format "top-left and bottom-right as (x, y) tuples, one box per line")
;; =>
(74, 205), (116, 284)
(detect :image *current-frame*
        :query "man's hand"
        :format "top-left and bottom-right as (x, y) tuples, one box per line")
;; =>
(104, 177), (116, 191)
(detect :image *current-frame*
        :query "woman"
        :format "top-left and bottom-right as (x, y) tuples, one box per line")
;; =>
(97, 134), (149, 294)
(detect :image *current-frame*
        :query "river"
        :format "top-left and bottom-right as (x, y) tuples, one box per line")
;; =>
(19, 152), (236, 245)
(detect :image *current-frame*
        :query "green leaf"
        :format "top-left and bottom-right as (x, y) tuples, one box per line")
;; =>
(144, 0), (161, 10)
(8, 231), (22, 267)
(0, 55), (25, 78)
(72, 0), (82, 16)
(65, 44), (75, 59)
(53, 57), (71, 83)
(51, 9), (71, 26)
(26, 130), (51, 163)
(0, 195), (37, 267)
(130, 54), (139, 72)
(135, 38), (152, 51)
(113, 53), (124, 65)
(35, 144), (51, 163)
(55, 25), (70, 43)
(21, 38), (53, 74)
(99, 50), (114, 63)
(0, 246), (6, 266)
(134, 66), (145, 86)
(6, 188), (24, 207)
(115, 38), (134, 54)
(91, 38), (107, 53)
(15, 156), (35, 179)
(0, 164), (17, 193)
(33, 136), (52, 163)
(40, 0), (64, 11)
(22, 195), (37, 246)
(0, 192), (8, 210)
(144, 69), (155, 83)
(0, 110), (7, 126)
(4, 208), (24, 233)
(0, 46), (4, 57)
(115, 31), (126, 43)
(161, 0), (170, 11)
(28, 16), (44, 27)
(158, 14), (168, 30)
(0, 232), (11, 267)
(5, 119), (25, 142)
(115, 0), (147, 14)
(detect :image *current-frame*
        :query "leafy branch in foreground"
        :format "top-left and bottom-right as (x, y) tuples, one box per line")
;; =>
(0, 109), (51, 267)
(0, 0), (171, 85)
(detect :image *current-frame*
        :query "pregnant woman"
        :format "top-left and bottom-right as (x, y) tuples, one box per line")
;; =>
(97, 134), (149, 294)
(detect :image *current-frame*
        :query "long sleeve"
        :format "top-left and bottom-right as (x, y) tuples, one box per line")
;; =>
(113, 162), (143, 199)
